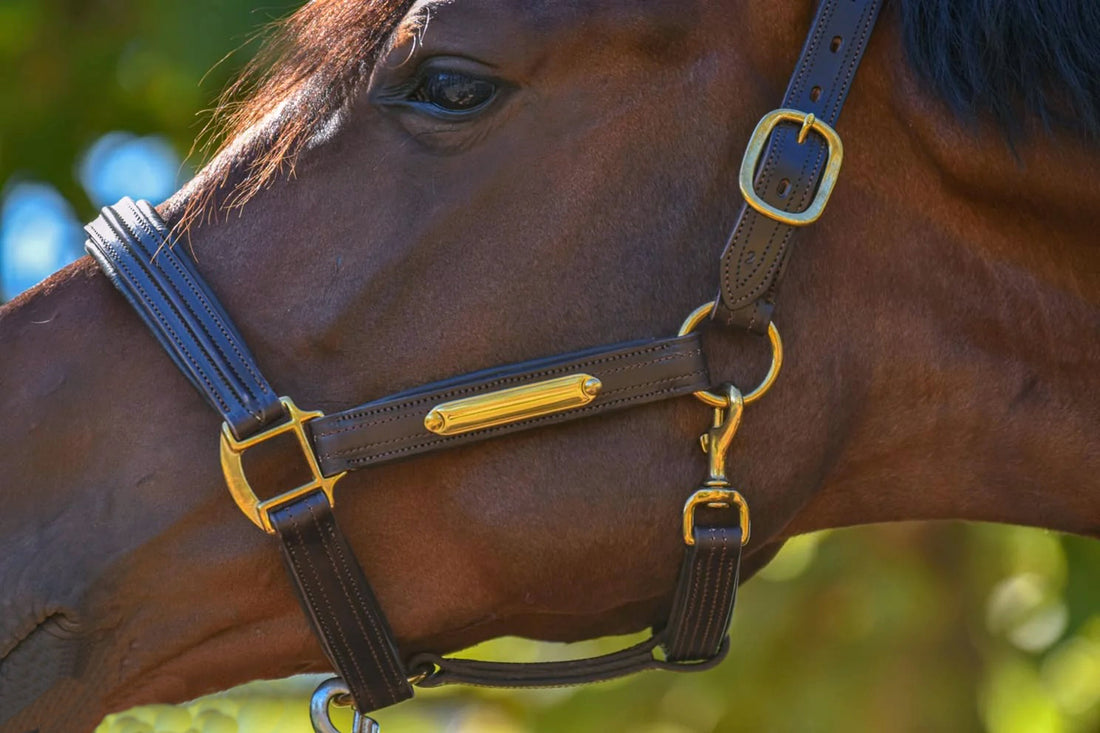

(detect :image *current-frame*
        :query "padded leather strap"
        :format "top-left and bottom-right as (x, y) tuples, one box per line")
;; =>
(662, 526), (743, 661)
(717, 0), (883, 332)
(84, 198), (284, 438)
(270, 490), (413, 711)
(309, 335), (709, 474)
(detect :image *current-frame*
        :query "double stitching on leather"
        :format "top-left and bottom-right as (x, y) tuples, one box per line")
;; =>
(335, 371), (708, 467)
(308, 335), (709, 474)
(315, 341), (701, 431)
(663, 526), (743, 661)
(717, 0), (884, 332)
(85, 198), (283, 437)
(310, 502), (400, 703)
(281, 502), (379, 710)
(272, 493), (412, 712)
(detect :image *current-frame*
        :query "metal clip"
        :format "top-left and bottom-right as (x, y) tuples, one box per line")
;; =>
(684, 384), (750, 546)
(310, 678), (381, 733)
(697, 384), (744, 488)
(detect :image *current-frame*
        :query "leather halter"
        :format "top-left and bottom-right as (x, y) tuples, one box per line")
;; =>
(84, 0), (882, 726)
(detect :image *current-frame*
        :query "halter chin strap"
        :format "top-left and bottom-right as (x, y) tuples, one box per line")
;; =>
(84, 0), (882, 722)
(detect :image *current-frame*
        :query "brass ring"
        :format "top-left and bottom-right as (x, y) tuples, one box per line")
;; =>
(677, 300), (783, 407)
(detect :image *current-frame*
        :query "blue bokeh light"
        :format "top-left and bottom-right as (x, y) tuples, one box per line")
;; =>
(1, 131), (182, 302)
(0, 182), (85, 299)
(79, 132), (182, 208)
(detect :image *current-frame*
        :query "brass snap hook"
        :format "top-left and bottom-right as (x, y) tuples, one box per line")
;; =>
(683, 384), (750, 547)
(697, 384), (744, 488)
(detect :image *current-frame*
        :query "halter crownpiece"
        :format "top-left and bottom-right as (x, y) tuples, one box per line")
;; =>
(84, 0), (882, 729)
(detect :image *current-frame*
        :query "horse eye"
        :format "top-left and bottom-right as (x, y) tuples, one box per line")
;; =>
(412, 70), (497, 113)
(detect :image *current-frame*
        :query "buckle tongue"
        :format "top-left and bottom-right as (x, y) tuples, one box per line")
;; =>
(220, 396), (346, 533)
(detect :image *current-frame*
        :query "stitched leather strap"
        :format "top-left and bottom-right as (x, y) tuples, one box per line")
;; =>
(662, 526), (743, 661)
(84, 198), (284, 438)
(270, 491), (413, 711)
(309, 335), (709, 475)
(716, 0), (883, 333)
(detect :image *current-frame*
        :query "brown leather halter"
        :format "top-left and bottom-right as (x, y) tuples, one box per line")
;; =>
(83, 0), (883, 728)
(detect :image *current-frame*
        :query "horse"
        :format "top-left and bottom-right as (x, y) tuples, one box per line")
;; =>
(2, 0), (1097, 730)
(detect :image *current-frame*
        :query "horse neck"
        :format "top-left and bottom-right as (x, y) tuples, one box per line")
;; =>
(772, 19), (1100, 538)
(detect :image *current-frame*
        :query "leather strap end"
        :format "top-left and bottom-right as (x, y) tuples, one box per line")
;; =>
(661, 525), (743, 662)
(270, 491), (413, 712)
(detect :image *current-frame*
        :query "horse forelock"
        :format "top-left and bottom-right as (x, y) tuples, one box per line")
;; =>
(178, 0), (415, 233)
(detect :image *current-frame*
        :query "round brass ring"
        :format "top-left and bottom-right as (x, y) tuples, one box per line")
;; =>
(677, 300), (783, 407)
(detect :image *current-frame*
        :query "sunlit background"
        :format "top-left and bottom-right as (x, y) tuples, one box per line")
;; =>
(4, 2), (1100, 732)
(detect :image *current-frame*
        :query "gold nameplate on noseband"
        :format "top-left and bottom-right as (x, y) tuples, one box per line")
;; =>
(424, 374), (602, 436)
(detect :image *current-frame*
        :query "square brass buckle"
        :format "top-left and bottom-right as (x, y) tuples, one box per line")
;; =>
(219, 396), (346, 534)
(738, 108), (844, 226)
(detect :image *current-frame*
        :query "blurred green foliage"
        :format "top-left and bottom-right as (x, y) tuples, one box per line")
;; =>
(0, 0), (298, 219)
(7, 2), (1100, 731)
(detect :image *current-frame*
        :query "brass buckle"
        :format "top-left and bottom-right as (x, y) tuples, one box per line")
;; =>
(682, 489), (750, 547)
(219, 396), (346, 534)
(739, 108), (844, 226)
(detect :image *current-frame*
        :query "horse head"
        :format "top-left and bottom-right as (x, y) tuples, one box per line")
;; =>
(1, 0), (1097, 730)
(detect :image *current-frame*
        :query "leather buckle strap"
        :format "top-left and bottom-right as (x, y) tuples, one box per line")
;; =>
(270, 491), (414, 712)
(220, 396), (347, 534)
(84, 197), (285, 438)
(717, 0), (884, 333)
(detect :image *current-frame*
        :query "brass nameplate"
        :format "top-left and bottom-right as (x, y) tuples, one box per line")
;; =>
(424, 373), (602, 436)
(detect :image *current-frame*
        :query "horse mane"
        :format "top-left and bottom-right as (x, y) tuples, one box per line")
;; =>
(900, 0), (1100, 139)
(180, 0), (414, 231)
(180, 0), (1100, 230)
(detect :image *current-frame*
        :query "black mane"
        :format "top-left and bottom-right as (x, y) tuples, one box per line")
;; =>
(899, 0), (1100, 138)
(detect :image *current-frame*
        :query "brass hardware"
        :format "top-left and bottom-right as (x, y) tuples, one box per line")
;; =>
(683, 488), (750, 547)
(739, 108), (843, 226)
(677, 301), (783, 407)
(796, 112), (816, 144)
(424, 374), (602, 436)
(220, 396), (346, 534)
(683, 384), (750, 546)
(699, 384), (743, 487)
